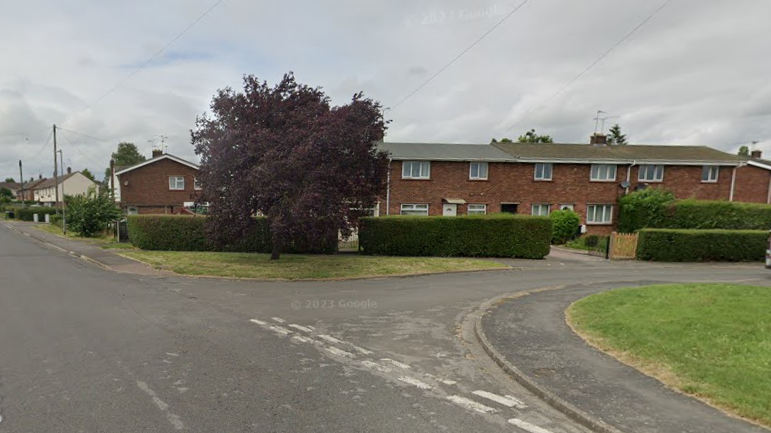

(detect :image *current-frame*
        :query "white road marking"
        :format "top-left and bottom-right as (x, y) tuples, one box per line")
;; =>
(440, 379), (457, 385)
(447, 395), (497, 414)
(271, 317), (285, 323)
(269, 326), (292, 336)
(165, 353), (180, 357)
(317, 334), (344, 344)
(249, 319), (268, 325)
(291, 335), (315, 344)
(397, 376), (433, 390)
(325, 346), (355, 358)
(472, 390), (526, 409)
(288, 324), (313, 333)
(361, 360), (391, 372)
(508, 418), (553, 433)
(381, 358), (411, 369)
(136, 381), (184, 430)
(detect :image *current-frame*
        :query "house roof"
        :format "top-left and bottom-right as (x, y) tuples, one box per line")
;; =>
(746, 157), (771, 171)
(21, 178), (47, 190)
(0, 182), (21, 191)
(115, 153), (199, 176)
(32, 172), (82, 189)
(378, 142), (516, 162)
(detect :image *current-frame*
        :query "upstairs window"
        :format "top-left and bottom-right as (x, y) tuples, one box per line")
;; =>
(469, 162), (489, 180)
(702, 166), (719, 183)
(402, 161), (431, 179)
(638, 165), (664, 182)
(534, 163), (553, 181)
(590, 164), (617, 181)
(169, 176), (185, 190)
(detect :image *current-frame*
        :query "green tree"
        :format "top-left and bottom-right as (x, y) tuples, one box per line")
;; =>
(4, 177), (15, 183)
(517, 129), (553, 143)
(66, 187), (121, 237)
(738, 146), (750, 157)
(550, 209), (580, 244)
(81, 169), (96, 182)
(490, 138), (514, 143)
(103, 142), (146, 185)
(607, 124), (628, 145)
(0, 187), (12, 204)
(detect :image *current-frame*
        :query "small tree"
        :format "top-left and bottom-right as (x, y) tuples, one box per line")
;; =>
(550, 209), (580, 244)
(517, 129), (553, 143)
(0, 188), (12, 204)
(81, 169), (97, 182)
(617, 188), (676, 233)
(607, 124), (627, 145)
(490, 138), (514, 143)
(66, 187), (121, 237)
(4, 177), (15, 183)
(738, 146), (750, 157)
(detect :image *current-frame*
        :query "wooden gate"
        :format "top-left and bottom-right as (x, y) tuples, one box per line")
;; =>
(609, 232), (638, 260)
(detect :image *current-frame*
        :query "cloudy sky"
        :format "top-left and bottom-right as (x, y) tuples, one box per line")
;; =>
(1, 0), (770, 182)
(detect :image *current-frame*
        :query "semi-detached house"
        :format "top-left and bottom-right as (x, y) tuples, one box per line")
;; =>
(379, 137), (771, 235)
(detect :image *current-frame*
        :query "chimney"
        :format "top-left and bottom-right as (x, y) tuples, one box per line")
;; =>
(152, 149), (163, 158)
(751, 150), (762, 159)
(67, 167), (72, 174)
(590, 133), (607, 146)
(38, 174), (42, 180)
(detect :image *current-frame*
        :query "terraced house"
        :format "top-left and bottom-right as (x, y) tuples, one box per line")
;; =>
(379, 136), (771, 235)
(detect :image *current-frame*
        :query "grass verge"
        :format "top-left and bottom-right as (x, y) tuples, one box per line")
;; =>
(119, 250), (507, 280)
(567, 283), (771, 427)
(33, 224), (134, 250)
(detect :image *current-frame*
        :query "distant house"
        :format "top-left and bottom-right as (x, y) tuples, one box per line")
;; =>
(115, 150), (202, 215)
(0, 181), (22, 198)
(32, 169), (98, 206)
(18, 177), (47, 201)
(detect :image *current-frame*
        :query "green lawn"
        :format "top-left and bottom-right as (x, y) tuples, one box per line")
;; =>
(567, 284), (771, 427)
(33, 224), (134, 250)
(119, 250), (507, 280)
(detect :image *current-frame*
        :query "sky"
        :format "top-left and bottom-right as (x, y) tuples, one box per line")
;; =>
(1, 0), (770, 182)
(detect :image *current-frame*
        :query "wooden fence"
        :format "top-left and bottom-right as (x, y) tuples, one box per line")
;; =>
(609, 232), (639, 260)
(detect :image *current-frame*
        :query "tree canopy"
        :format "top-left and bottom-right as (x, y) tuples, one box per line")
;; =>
(104, 142), (146, 184)
(738, 146), (750, 157)
(192, 73), (389, 259)
(81, 169), (96, 182)
(607, 124), (628, 145)
(517, 129), (553, 143)
(4, 177), (15, 183)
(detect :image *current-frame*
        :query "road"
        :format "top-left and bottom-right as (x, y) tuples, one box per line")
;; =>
(0, 223), (768, 432)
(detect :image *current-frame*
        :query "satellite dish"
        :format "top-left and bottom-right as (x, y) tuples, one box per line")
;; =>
(620, 181), (631, 189)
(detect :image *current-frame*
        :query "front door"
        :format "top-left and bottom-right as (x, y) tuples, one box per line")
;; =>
(443, 203), (457, 217)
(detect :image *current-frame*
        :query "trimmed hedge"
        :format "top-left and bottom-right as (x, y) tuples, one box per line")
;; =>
(127, 215), (335, 253)
(636, 229), (767, 262)
(15, 206), (59, 222)
(358, 215), (552, 258)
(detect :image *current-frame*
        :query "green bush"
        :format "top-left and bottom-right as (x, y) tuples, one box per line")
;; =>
(15, 206), (58, 222)
(550, 210), (580, 244)
(358, 214), (552, 258)
(636, 229), (767, 262)
(664, 200), (771, 230)
(66, 188), (121, 237)
(617, 188), (676, 232)
(50, 213), (63, 229)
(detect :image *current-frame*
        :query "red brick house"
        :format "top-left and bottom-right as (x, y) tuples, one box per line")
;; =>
(115, 151), (202, 215)
(378, 138), (770, 235)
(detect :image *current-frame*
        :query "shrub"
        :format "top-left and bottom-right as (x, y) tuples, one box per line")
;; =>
(50, 213), (64, 229)
(15, 206), (58, 222)
(636, 229), (767, 262)
(550, 209), (580, 244)
(664, 200), (771, 230)
(617, 188), (676, 232)
(66, 188), (121, 237)
(358, 214), (552, 258)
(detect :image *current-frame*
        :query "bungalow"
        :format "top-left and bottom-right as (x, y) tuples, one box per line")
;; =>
(115, 150), (201, 215)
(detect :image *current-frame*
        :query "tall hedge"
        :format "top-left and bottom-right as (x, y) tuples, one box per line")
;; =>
(15, 206), (59, 222)
(617, 188), (675, 232)
(358, 215), (552, 258)
(636, 229), (767, 262)
(127, 215), (335, 253)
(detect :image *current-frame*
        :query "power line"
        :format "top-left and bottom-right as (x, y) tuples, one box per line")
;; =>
(58, 130), (107, 169)
(56, 127), (109, 143)
(61, 0), (226, 126)
(30, 129), (54, 160)
(388, 0), (531, 113)
(501, 0), (674, 134)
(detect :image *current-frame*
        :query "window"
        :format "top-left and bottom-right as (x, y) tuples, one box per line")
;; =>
(169, 176), (185, 190)
(638, 165), (664, 182)
(534, 163), (552, 180)
(194, 177), (203, 190)
(402, 161), (430, 179)
(400, 204), (429, 216)
(702, 166), (719, 183)
(468, 204), (487, 215)
(531, 204), (551, 216)
(559, 204), (574, 212)
(590, 164), (617, 181)
(587, 204), (613, 224)
(469, 162), (489, 180)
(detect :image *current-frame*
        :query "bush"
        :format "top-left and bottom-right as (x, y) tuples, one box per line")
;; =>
(66, 188), (121, 237)
(664, 200), (771, 230)
(550, 209), (580, 244)
(358, 214), (552, 258)
(636, 229), (767, 262)
(15, 206), (58, 222)
(617, 188), (676, 232)
(50, 214), (64, 229)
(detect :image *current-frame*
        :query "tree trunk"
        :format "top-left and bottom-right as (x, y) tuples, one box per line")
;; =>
(270, 237), (282, 260)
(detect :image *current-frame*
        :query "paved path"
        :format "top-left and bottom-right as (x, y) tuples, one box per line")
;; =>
(481, 282), (771, 433)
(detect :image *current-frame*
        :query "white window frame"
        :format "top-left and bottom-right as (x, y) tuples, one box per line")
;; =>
(531, 203), (551, 216)
(467, 204), (487, 215)
(402, 161), (431, 179)
(587, 204), (614, 225)
(400, 204), (429, 216)
(194, 177), (203, 190)
(169, 176), (185, 190)
(534, 163), (553, 181)
(469, 162), (489, 180)
(590, 164), (617, 182)
(559, 204), (575, 212)
(638, 165), (664, 182)
(701, 166), (719, 183)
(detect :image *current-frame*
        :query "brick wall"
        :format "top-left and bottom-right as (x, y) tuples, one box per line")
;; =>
(381, 160), (739, 235)
(733, 165), (770, 204)
(118, 158), (201, 214)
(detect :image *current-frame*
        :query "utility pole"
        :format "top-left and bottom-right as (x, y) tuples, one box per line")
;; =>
(53, 124), (59, 214)
(18, 160), (24, 206)
(57, 149), (66, 234)
(110, 158), (115, 202)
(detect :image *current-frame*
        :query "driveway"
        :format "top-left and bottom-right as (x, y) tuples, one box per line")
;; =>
(0, 222), (766, 432)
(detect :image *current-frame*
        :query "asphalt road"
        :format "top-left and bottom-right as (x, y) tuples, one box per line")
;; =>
(0, 223), (767, 433)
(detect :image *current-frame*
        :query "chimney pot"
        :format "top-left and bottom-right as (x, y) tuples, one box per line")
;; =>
(152, 149), (163, 158)
(39, 174), (42, 180)
(751, 150), (762, 159)
(67, 167), (72, 174)
(590, 134), (608, 146)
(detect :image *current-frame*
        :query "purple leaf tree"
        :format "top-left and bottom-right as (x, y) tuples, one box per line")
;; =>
(192, 73), (389, 259)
